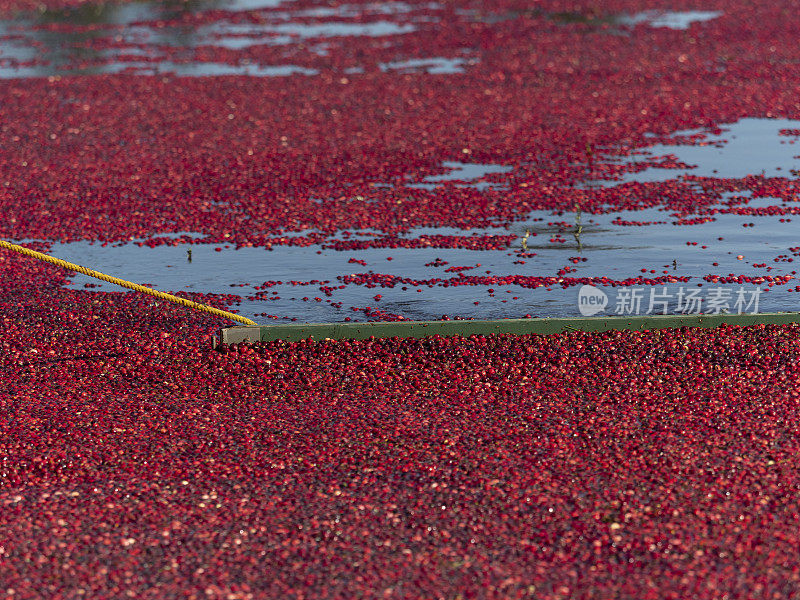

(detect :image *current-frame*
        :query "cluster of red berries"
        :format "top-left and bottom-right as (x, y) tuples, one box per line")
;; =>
(2, 0), (800, 596)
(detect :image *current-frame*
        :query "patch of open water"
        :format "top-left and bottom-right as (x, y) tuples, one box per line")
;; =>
(619, 10), (722, 29)
(596, 118), (800, 185)
(406, 162), (513, 190)
(0, 0), (430, 77)
(40, 201), (800, 322)
(379, 57), (469, 74)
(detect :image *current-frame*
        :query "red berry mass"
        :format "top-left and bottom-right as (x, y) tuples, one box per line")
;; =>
(2, 0), (800, 597)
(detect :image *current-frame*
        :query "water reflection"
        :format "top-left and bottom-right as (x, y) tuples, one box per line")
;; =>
(464, 7), (721, 30)
(380, 56), (470, 74)
(596, 119), (800, 186)
(619, 10), (722, 29)
(41, 205), (800, 321)
(407, 162), (513, 190)
(0, 0), (425, 77)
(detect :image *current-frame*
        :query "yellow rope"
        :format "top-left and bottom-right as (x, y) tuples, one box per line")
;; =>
(0, 239), (257, 326)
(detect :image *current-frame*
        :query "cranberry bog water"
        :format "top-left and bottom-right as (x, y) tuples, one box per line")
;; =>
(4, 0), (800, 598)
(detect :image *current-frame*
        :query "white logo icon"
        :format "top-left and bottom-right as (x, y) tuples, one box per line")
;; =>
(578, 285), (608, 316)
